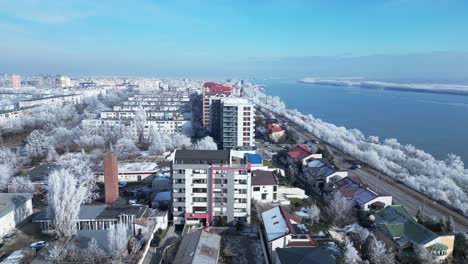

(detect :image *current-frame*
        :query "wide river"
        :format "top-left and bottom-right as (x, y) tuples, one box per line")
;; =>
(263, 79), (468, 164)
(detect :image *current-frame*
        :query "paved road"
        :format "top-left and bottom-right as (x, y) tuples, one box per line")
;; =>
(260, 108), (468, 233)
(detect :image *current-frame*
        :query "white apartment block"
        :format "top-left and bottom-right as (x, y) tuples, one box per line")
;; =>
(172, 150), (252, 226)
(83, 118), (188, 137)
(219, 98), (255, 149)
(18, 94), (83, 108)
(82, 93), (190, 138)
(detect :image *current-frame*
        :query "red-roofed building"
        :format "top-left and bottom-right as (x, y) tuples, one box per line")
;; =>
(203, 82), (231, 95)
(202, 82), (232, 129)
(288, 144), (312, 160)
(268, 123), (286, 142)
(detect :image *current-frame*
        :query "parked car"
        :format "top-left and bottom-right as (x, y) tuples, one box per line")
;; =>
(30, 241), (48, 251)
(118, 181), (128, 188)
(3, 232), (16, 242)
(150, 237), (160, 247)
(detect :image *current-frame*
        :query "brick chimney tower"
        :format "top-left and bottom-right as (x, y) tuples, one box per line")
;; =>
(104, 153), (119, 204)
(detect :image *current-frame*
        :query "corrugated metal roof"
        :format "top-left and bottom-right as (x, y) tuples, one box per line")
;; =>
(261, 207), (288, 241)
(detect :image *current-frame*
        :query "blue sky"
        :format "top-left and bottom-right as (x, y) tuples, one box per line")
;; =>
(1, 0), (468, 78)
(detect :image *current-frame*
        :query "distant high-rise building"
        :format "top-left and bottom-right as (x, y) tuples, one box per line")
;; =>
(202, 82), (231, 128)
(11, 75), (21, 89)
(213, 97), (255, 150)
(57, 75), (71, 88)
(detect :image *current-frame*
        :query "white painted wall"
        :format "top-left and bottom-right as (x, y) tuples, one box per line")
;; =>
(0, 198), (33, 237)
(251, 185), (278, 203)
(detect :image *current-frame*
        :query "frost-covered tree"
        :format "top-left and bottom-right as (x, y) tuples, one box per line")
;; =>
(47, 169), (88, 240)
(76, 126), (105, 151)
(149, 141), (166, 155)
(304, 204), (320, 225)
(447, 216), (455, 233)
(172, 133), (192, 150)
(343, 237), (361, 264)
(50, 127), (75, 151)
(108, 222), (129, 258)
(193, 136), (218, 150)
(0, 164), (13, 190)
(24, 130), (51, 160)
(85, 237), (106, 263)
(413, 245), (434, 264)
(367, 236), (395, 264)
(47, 148), (59, 162)
(147, 125), (162, 145)
(134, 106), (147, 143)
(59, 153), (98, 202)
(8, 176), (34, 193)
(344, 223), (370, 246)
(0, 147), (18, 169)
(114, 137), (138, 158)
(325, 191), (354, 227)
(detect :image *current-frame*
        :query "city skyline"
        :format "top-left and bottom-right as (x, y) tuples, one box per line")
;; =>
(1, 0), (468, 79)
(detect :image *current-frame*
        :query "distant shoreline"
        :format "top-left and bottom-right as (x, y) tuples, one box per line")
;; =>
(298, 78), (468, 96)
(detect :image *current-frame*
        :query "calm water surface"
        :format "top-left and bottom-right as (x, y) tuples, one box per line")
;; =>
(264, 79), (468, 164)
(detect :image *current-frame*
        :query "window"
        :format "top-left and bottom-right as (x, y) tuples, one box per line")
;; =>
(273, 186), (277, 191)
(253, 187), (260, 192)
(261, 193), (267, 200)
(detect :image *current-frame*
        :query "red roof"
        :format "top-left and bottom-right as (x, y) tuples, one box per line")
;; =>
(203, 82), (231, 94)
(279, 206), (302, 235)
(270, 126), (284, 133)
(288, 144), (312, 160)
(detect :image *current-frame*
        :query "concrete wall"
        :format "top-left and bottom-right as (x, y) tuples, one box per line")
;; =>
(251, 185), (278, 203)
(0, 198), (33, 237)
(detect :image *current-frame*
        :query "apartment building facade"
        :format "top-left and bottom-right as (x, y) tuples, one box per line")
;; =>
(217, 97), (255, 150)
(81, 92), (190, 138)
(172, 150), (251, 226)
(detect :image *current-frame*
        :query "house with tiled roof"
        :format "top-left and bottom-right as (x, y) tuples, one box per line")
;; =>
(335, 176), (392, 211)
(302, 159), (348, 193)
(287, 145), (322, 174)
(374, 205), (455, 263)
(268, 123), (286, 142)
(261, 206), (315, 263)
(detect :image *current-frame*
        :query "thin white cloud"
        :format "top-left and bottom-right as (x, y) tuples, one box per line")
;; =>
(0, 0), (96, 24)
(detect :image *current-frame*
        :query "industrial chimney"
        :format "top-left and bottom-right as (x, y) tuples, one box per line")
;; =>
(104, 153), (119, 204)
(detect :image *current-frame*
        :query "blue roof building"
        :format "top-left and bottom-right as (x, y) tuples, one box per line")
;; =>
(245, 153), (263, 166)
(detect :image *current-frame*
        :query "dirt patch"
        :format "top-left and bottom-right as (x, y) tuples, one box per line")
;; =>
(215, 228), (263, 264)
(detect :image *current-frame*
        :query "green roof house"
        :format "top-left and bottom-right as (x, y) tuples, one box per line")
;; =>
(374, 205), (455, 264)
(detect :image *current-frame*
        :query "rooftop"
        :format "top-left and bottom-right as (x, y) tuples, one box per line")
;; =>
(288, 144), (312, 160)
(251, 170), (277, 186)
(261, 206), (304, 242)
(335, 177), (378, 206)
(276, 247), (337, 264)
(33, 203), (147, 222)
(173, 229), (221, 264)
(119, 162), (158, 172)
(245, 153), (263, 165)
(375, 205), (438, 245)
(174, 150), (231, 164)
(306, 159), (336, 178)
